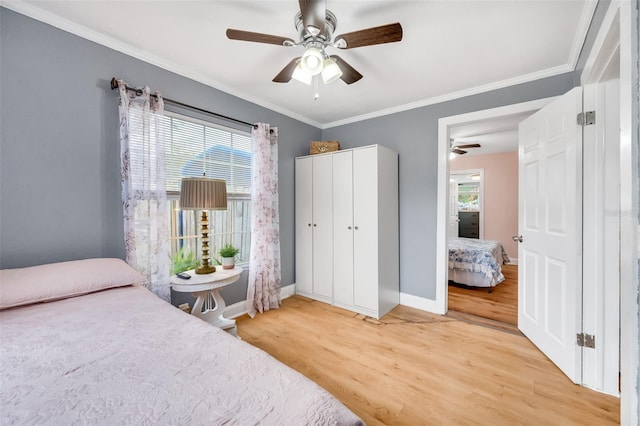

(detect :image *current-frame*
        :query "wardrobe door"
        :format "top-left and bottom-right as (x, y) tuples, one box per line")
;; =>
(311, 155), (334, 300)
(332, 151), (354, 306)
(295, 157), (313, 296)
(353, 147), (379, 311)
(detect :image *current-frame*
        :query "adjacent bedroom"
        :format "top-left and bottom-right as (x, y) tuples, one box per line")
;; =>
(1, 0), (637, 425)
(446, 114), (526, 330)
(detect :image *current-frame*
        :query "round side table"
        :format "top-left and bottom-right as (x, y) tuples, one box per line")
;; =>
(170, 266), (242, 336)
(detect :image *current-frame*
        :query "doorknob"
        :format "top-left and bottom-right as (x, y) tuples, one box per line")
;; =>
(512, 235), (523, 243)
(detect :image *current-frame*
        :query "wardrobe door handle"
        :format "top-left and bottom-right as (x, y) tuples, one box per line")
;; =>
(313, 224), (317, 227)
(347, 226), (352, 230)
(308, 223), (311, 227)
(354, 226), (359, 230)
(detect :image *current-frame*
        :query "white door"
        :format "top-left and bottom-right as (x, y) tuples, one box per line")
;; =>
(311, 155), (334, 301)
(517, 87), (583, 383)
(449, 179), (459, 237)
(295, 157), (313, 296)
(353, 147), (379, 311)
(333, 151), (354, 306)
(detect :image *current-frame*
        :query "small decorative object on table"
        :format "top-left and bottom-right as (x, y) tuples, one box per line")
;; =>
(310, 140), (340, 155)
(219, 243), (240, 270)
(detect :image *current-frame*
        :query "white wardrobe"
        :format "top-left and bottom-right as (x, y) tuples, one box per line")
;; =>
(295, 144), (399, 319)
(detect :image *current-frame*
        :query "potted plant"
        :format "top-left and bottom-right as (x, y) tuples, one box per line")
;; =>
(170, 247), (201, 275)
(219, 243), (240, 270)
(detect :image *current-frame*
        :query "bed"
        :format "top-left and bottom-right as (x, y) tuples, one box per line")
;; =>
(448, 237), (511, 289)
(0, 258), (363, 425)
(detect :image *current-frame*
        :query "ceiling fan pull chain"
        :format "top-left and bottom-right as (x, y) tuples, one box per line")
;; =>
(313, 75), (320, 100)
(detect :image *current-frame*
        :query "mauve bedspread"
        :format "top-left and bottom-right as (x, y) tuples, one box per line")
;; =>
(0, 286), (363, 425)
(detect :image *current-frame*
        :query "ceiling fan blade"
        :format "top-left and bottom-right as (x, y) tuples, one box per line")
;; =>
(452, 148), (467, 155)
(226, 29), (295, 46)
(454, 144), (481, 149)
(334, 23), (403, 49)
(330, 55), (363, 85)
(272, 58), (301, 83)
(299, 0), (326, 36)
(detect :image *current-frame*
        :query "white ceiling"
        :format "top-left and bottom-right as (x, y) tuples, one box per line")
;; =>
(4, 0), (596, 128)
(449, 111), (535, 157)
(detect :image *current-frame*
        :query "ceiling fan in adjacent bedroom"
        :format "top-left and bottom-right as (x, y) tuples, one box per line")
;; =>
(226, 0), (403, 87)
(450, 139), (482, 156)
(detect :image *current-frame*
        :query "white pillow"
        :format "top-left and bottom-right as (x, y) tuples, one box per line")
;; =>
(0, 258), (144, 310)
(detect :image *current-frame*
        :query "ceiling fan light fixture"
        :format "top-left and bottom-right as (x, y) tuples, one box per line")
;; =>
(321, 57), (342, 84)
(449, 152), (457, 160)
(291, 63), (312, 85)
(300, 47), (323, 75)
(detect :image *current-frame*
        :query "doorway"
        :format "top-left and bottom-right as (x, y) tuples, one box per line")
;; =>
(447, 131), (522, 328)
(436, 57), (622, 401)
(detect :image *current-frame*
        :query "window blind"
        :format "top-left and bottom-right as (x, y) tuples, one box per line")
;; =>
(162, 112), (252, 193)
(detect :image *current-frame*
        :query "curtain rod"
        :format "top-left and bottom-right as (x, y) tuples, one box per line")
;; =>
(110, 77), (262, 130)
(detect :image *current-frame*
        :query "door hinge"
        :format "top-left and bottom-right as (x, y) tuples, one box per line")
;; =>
(577, 111), (595, 126)
(576, 332), (595, 348)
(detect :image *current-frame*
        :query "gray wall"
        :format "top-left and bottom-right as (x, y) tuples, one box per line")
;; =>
(321, 73), (575, 300)
(0, 8), (321, 305)
(0, 6), (602, 305)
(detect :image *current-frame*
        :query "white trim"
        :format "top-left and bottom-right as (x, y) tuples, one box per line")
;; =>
(436, 97), (557, 315)
(224, 284), (296, 319)
(615, 0), (639, 424)
(1, 0), (589, 131)
(322, 65), (572, 129)
(399, 292), (441, 315)
(508, 258), (518, 266)
(0, 0), (324, 129)
(323, 0), (594, 130)
(279, 283), (296, 299)
(581, 3), (622, 85)
(581, 0), (639, 420)
(568, 1), (600, 70)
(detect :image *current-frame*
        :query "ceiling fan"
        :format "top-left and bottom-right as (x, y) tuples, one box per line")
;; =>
(450, 139), (482, 156)
(226, 0), (403, 86)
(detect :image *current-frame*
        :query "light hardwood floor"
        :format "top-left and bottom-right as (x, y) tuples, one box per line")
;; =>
(236, 295), (619, 425)
(448, 264), (518, 326)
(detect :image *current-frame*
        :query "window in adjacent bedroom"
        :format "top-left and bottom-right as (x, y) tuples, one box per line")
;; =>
(162, 111), (252, 266)
(457, 181), (480, 211)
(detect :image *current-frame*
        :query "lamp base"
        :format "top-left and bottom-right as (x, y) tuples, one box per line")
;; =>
(195, 264), (216, 274)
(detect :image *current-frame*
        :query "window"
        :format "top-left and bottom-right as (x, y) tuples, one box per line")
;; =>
(163, 112), (252, 265)
(457, 182), (480, 211)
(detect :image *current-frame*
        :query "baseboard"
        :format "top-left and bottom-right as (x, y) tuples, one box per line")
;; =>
(280, 283), (296, 299)
(509, 258), (518, 265)
(399, 292), (442, 315)
(225, 283), (296, 319)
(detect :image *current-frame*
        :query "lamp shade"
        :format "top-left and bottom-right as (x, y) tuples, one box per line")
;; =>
(179, 177), (227, 210)
(300, 47), (323, 75)
(292, 63), (312, 85)
(321, 57), (343, 84)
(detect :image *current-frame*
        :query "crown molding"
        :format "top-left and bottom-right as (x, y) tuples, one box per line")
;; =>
(2, 1), (589, 131)
(320, 63), (573, 129)
(0, 1), (324, 129)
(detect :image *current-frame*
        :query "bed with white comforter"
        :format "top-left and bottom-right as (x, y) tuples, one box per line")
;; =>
(0, 258), (363, 425)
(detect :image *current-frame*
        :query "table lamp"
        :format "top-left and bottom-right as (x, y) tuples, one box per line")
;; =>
(179, 177), (227, 274)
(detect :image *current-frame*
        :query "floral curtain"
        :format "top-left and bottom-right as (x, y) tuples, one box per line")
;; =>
(247, 123), (281, 317)
(117, 80), (171, 301)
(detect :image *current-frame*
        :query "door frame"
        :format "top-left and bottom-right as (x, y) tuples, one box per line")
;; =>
(581, 0), (638, 421)
(434, 1), (638, 421)
(435, 97), (555, 315)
